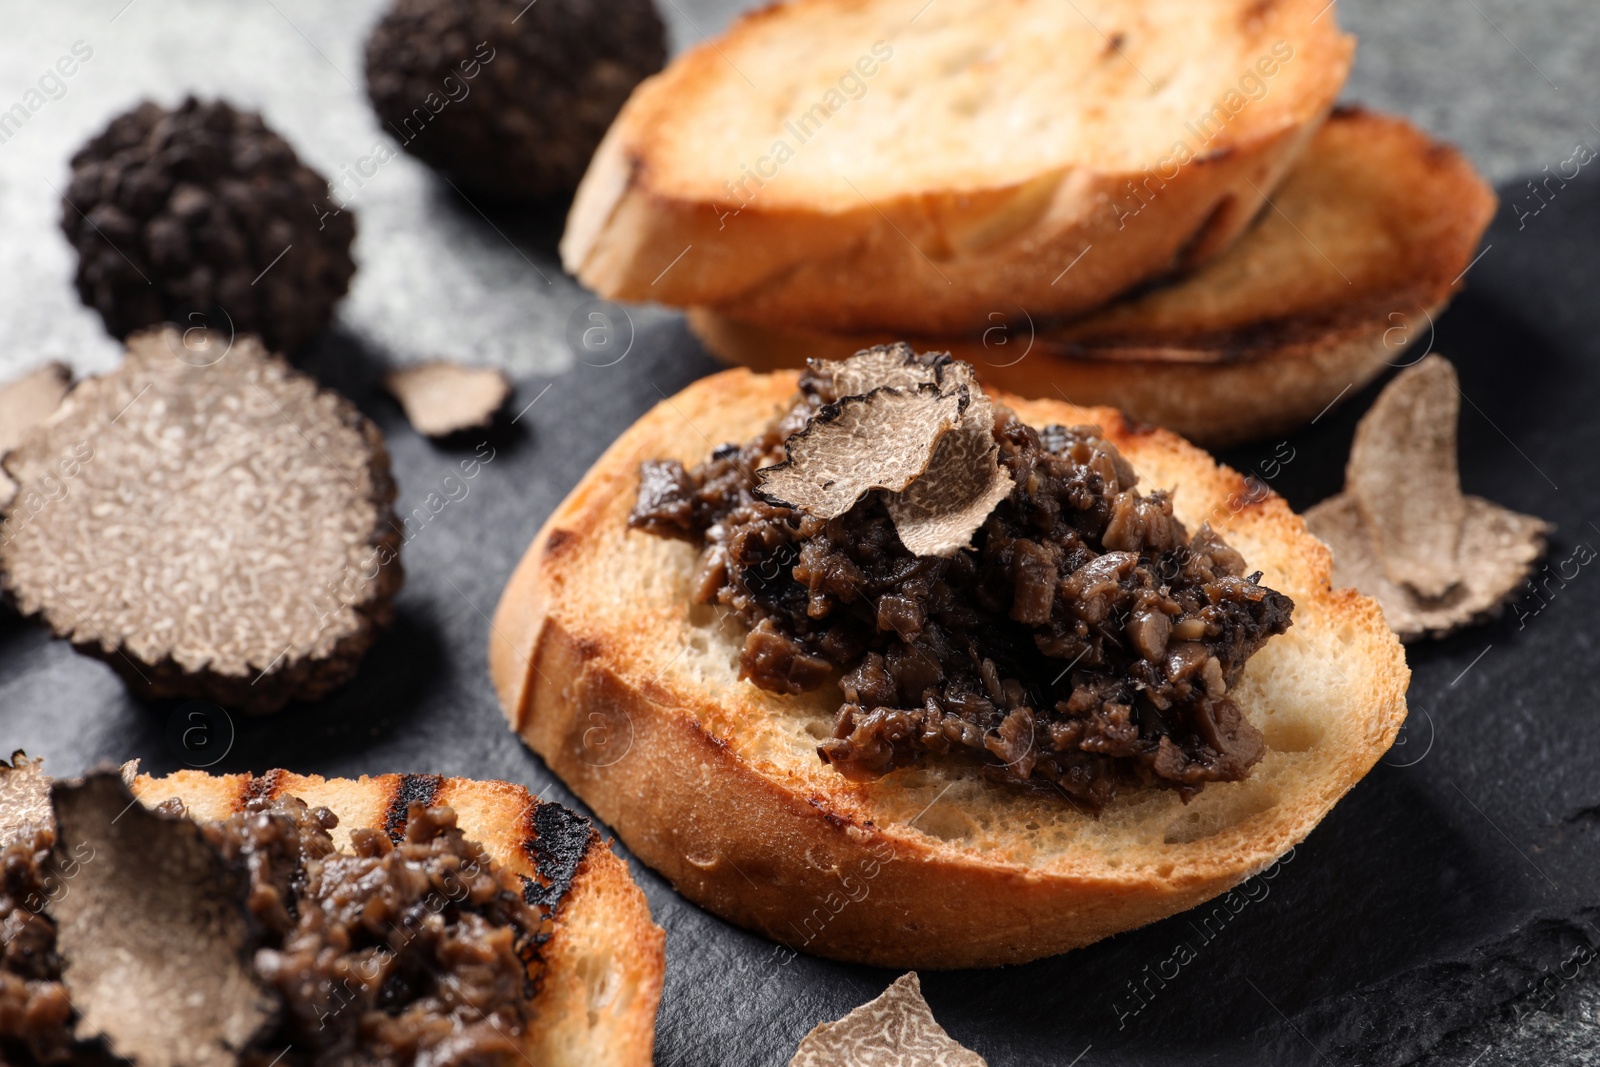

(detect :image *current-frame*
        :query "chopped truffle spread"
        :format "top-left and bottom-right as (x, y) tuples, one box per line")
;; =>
(0, 791), (546, 1067)
(630, 346), (1294, 807)
(0, 819), (76, 1067)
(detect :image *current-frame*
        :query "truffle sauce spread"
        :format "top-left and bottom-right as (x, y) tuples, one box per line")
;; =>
(631, 348), (1294, 808)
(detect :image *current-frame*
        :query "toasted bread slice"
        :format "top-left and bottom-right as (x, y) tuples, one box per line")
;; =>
(488, 369), (1409, 968)
(563, 0), (1354, 335)
(687, 108), (1497, 447)
(132, 769), (663, 1066)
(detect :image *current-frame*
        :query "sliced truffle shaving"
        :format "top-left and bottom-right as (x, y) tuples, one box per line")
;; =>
(1305, 353), (1551, 640)
(789, 972), (987, 1067)
(49, 771), (275, 1067)
(0, 326), (402, 713)
(756, 384), (965, 518)
(1306, 493), (1549, 641)
(0, 751), (52, 847)
(0, 362), (71, 509)
(384, 361), (512, 438)
(810, 342), (938, 398)
(886, 393), (1014, 557)
(1346, 356), (1468, 599)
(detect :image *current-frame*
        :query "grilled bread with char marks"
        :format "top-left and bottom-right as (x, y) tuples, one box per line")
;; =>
(132, 769), (663, 1067)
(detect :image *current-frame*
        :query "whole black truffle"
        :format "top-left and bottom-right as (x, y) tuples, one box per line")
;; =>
(364, 0), (667, 200)
(61, 97), (356, 353)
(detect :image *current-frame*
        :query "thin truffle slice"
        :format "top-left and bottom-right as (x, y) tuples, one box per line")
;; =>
(809, 342), (941, 398)
(884, 391), (1013, 557)
(762, 346), (1012, 554)
(0, 752), (51, 847)
(49, 771), (275, 1067)
(385, 360), (511, 437)
(1305, 355), (1550, 640)
(1346, 356), (1467, 598)
(0, 327), (402, 712)
(0, 363), (71, 509)
(1306, 495), (1547, 640)
(756, 384), (965, 519)
(789, 972), (987, 1067)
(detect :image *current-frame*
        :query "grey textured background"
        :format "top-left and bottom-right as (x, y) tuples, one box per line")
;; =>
(2, 2), (1598, 1065)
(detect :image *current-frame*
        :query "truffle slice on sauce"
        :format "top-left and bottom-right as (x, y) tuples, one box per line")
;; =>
(757, 344), (1012, 555)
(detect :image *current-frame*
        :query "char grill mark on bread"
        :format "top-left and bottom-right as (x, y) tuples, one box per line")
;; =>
(685, 108), (1497, 447)
(384, 772), (443, 843)
(522, 801), (601, 911)
(238, 768), (286, 810)
(489, 368), (1410, 967)
(561, 0), (1356, 334)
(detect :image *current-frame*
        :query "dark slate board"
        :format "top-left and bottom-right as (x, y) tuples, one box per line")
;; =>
(5, 132), (1600, 1067)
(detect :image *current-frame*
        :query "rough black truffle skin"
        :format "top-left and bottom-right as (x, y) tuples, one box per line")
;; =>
(364, 0), (667, 200)
(61, 97), (356, 353)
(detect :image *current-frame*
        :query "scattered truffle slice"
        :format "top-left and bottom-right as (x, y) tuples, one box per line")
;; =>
(789, 972), (987, 1067)
(0, 327), (402, 713)
(364, 0), (667, 199)
(0, 752), (51, 847)
(385, 360), (511, 437)
(1305, 355), (1551, 640)
(885, 391), (1014, 557)
(756, 385), (965, 519)
(61, 97), (356, 352)
(49, 771), (275, 1067)
(1346, 355), (1467, 599)
(1305, 495), (1547, 640)
(0, 363), (71, 509)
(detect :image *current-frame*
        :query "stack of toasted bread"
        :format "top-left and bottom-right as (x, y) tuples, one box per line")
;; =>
(560, 0), (1495, 445)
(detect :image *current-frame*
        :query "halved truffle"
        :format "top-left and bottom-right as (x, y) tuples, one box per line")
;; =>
(61, 97), (356, 352)
(364, 0), (668, 199)
(0, 327), (402, 712)
(49, 771), (274, 1067)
